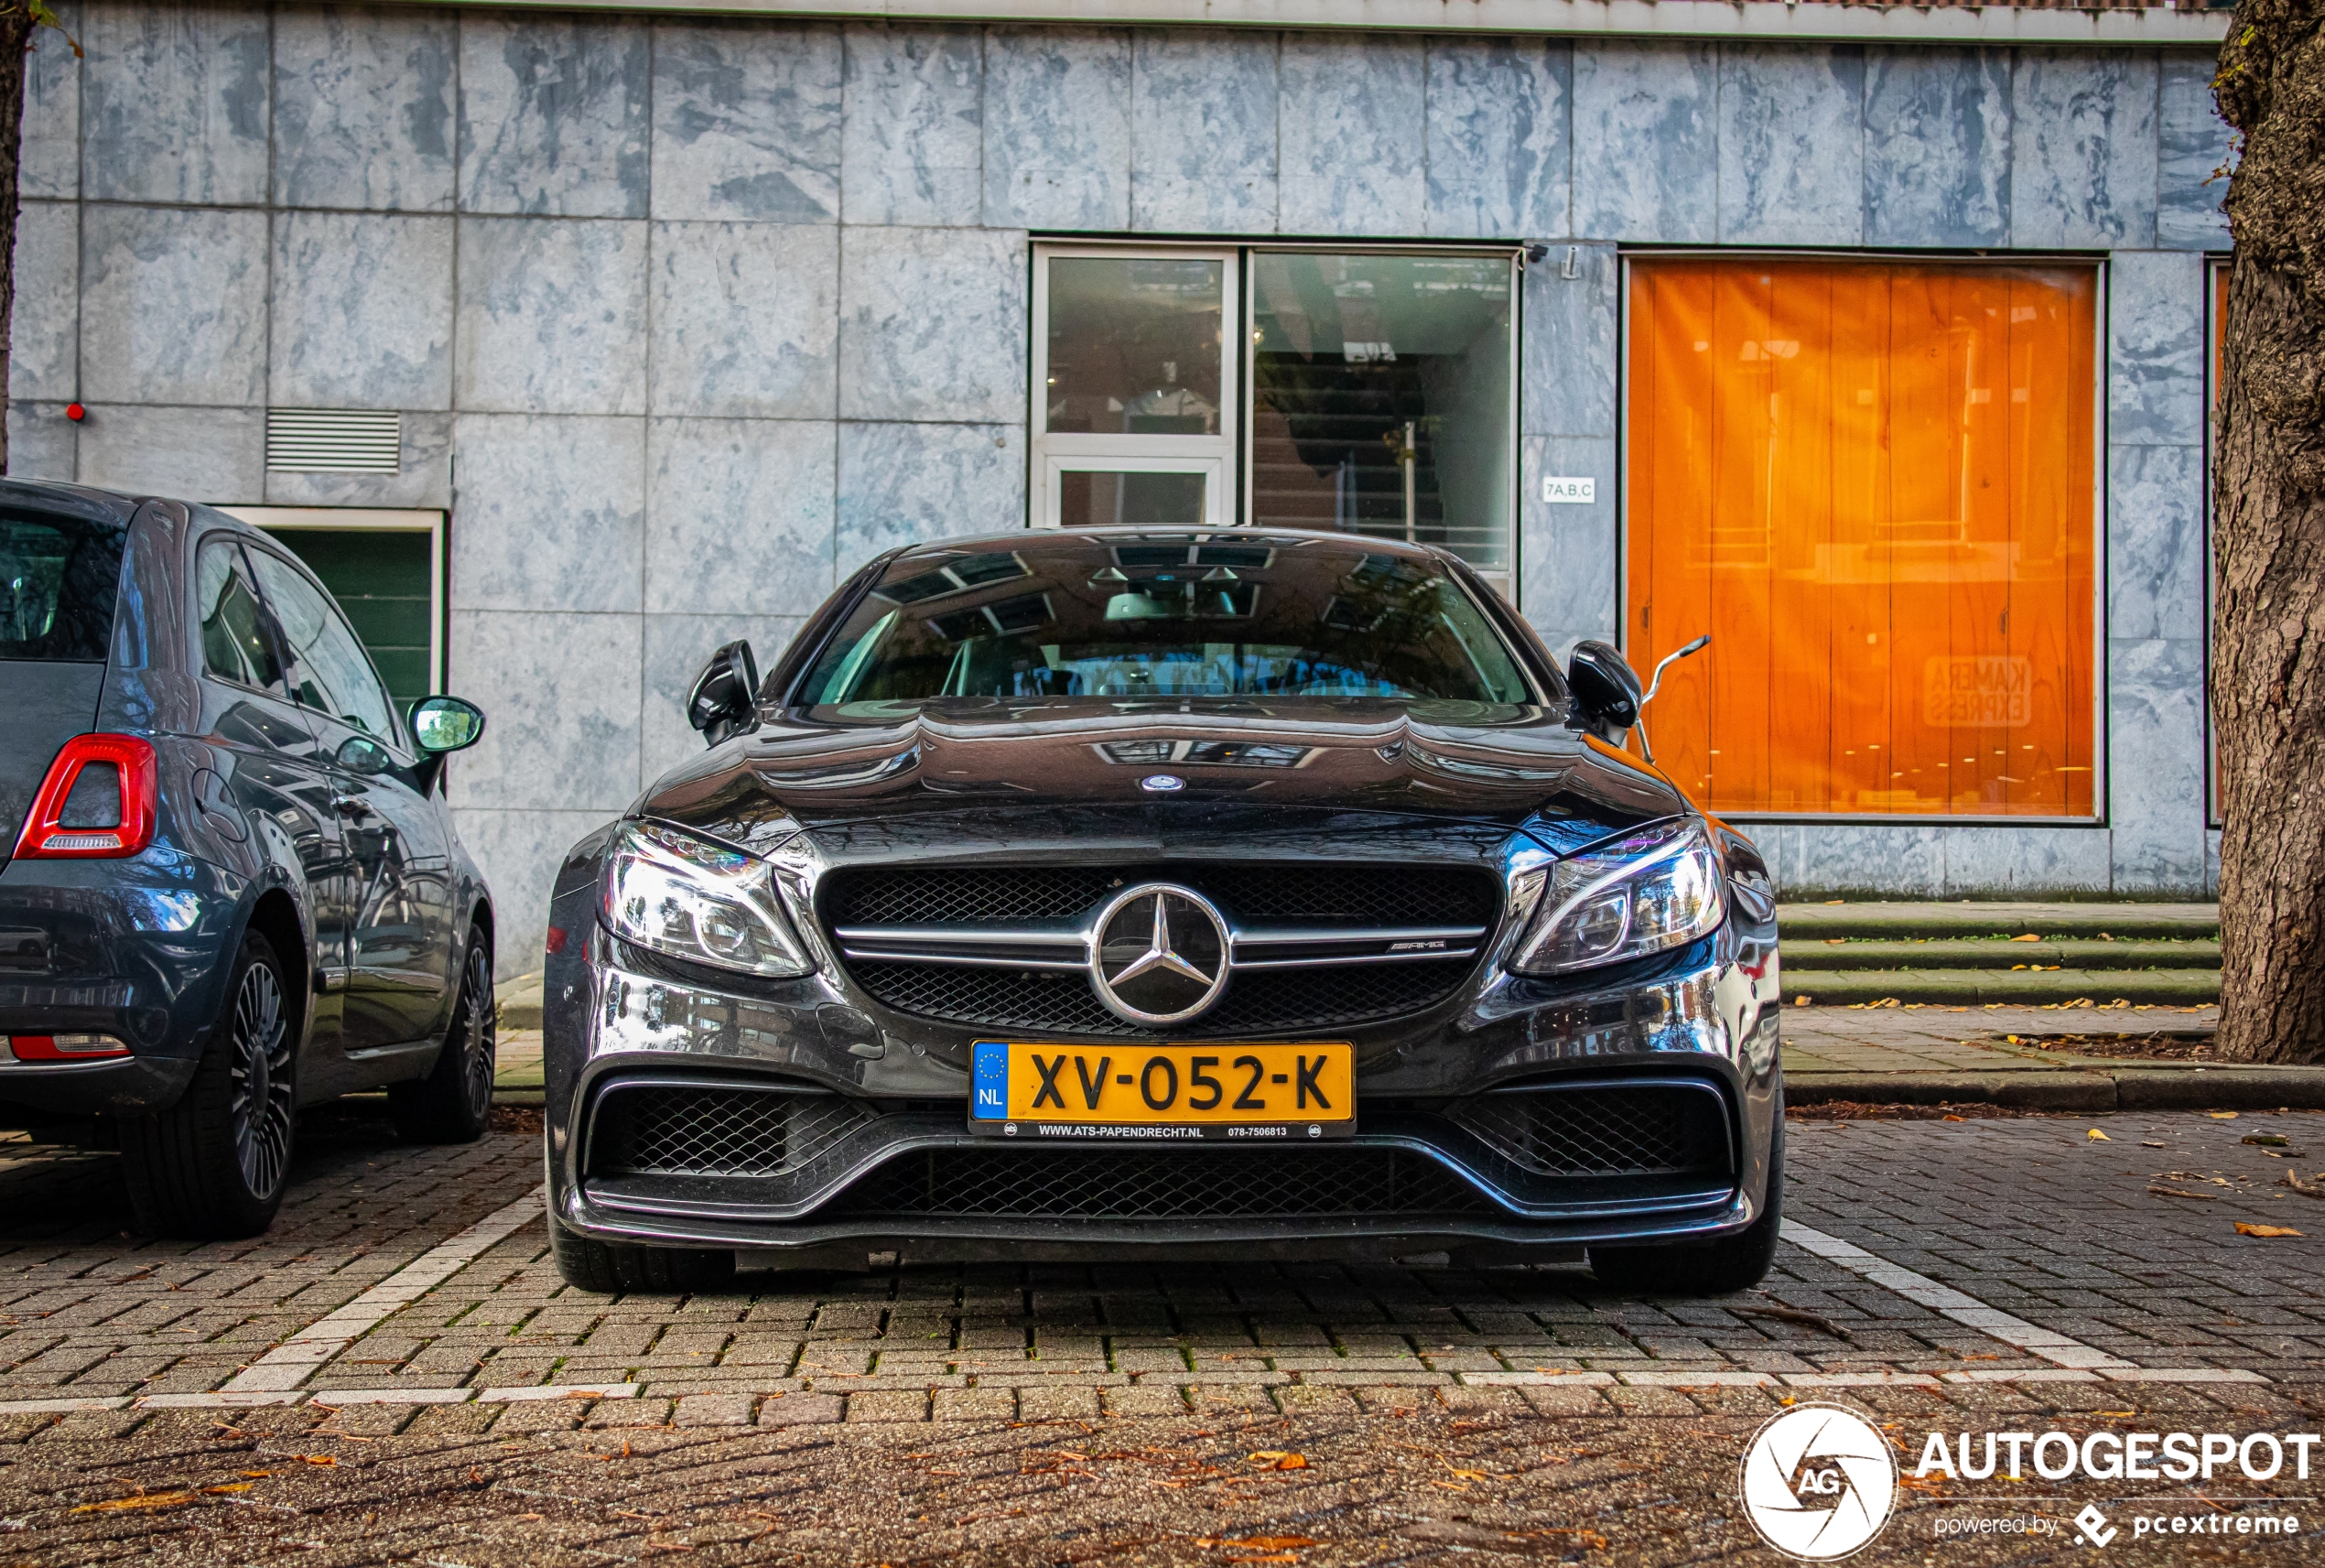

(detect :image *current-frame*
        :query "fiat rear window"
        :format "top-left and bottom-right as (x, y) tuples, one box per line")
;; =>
(0, 512), (129, 663)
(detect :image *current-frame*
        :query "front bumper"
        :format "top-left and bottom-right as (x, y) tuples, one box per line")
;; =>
(543, 883), (1783, 1260)
(0, 850), (244, 1116)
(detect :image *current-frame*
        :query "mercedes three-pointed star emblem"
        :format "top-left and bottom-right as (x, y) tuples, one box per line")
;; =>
(1087, 881), (1230, 1025)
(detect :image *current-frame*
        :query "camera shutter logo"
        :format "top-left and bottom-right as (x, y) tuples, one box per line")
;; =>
(1738, 1403), (1898, 1560)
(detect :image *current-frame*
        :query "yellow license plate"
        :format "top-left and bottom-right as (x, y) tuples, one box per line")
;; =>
(969, 1041), (1354, 1140)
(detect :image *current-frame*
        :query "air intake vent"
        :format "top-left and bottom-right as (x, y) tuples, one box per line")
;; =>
(265, 408), (401, 472)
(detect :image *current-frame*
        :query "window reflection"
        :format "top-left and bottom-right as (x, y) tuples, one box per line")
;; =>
(1045, 258), (1225, 437)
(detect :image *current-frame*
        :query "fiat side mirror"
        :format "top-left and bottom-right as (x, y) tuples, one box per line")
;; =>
(411, 696), (486, 754)
(1566, 640), (1643, 745)
(687, 639), (759, 747)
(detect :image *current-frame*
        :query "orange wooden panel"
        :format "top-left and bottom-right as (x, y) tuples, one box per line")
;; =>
(1626, 258), (2097, 818)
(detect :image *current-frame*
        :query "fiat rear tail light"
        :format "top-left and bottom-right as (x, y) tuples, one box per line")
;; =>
(12, 734), (158, 860)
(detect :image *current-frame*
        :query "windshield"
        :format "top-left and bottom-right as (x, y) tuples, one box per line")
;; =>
(796, 535), (1538, 710)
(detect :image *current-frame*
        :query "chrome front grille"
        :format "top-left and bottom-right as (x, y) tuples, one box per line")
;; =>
(824, 862), (1499, 1036)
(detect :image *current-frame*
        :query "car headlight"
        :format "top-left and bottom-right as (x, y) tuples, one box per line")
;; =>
(1507, 819), (1725, 976)
(601, 820), (815, 979)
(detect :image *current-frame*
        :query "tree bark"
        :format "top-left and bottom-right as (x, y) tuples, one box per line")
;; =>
(2215, 0), (2325, 1062)
(0, 14), (33, 477)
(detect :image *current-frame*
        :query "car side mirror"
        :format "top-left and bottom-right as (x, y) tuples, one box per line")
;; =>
(1566, 640), (1643, 744)
(411, 696), (486, 754)
(334, 734), (395, 775)
(687, 639), (759, 747)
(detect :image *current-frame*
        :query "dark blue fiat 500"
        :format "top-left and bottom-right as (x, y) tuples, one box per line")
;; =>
(0, 479), (496, 1238)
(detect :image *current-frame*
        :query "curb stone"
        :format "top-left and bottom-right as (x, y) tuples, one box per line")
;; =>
(1787, 1066), (2325, 1111)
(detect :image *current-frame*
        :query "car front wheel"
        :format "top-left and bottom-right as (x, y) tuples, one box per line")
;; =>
(122, 933), (297, 1239)
(549, 1217), (735, 1294)
(391, 927), (495, 1144)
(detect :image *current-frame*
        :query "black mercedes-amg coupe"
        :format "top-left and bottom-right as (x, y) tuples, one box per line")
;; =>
(541, 529), (1781, 1294)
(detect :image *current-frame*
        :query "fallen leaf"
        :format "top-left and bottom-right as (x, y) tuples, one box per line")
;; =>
(2244, 1134), (2291, 1148)
(202, 1483), (254, 1495)
(2142, 1141), (2167, 1148)
(299, 1454), (337, 1467)
(2098, 1411), (2136, 1419)
(2151, 1186), (2220, 1201)
(2211, 1111), (2241, 1120)
(1793, 995), (1811, 1007)
(2088, 1129), (2111, 1141)
(2009, 933), (2041, 943)
(2235, 1223), (2303, 1238)
(1216, 1539), (1316, 1552)
(241, 1470), (272, 1479)
(1248, 1450), (1308, 1471)
(1429, 1478), (1470, 1491)
(71, 1491), (195, 1513)
(1943, 1114), (1965, 1122)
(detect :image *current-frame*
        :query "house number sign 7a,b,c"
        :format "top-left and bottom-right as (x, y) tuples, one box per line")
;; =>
(1543, 477), (1595, 503)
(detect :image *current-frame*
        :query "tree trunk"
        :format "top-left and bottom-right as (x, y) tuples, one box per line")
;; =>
(0, 15), (32, 477)
(2214, 0), (2325, 1062)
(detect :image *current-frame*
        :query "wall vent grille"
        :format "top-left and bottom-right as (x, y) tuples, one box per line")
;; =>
(265, 408), (401, 472)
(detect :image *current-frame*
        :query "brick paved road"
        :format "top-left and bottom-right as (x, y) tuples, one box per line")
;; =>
(2, 1104), (2322, 1563)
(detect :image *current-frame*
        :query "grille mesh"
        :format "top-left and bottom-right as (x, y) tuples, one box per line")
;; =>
(1447, 1086), (1729, 1177)
(825, 863), (1498, 928)
(847, 958), (1466, 1038)
(590, 1087), (876, 1177)
(830, 1148), (1496, 1218)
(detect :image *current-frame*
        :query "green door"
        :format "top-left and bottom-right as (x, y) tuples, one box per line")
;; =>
(261, 527), (437, 725)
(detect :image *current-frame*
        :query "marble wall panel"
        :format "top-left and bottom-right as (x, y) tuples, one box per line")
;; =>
(446, 609), (643, 815)
(1131, 31), (1278, 234)
(2107, 635), (2206, 892)
(455, 218), (648, 416)
(1862, 48), (2010, 249)
(1779, 823), (1947, 898)
(982, 28), (1131, 231)
(273, 5), (457, 211)
(2107, 443), (2204, 643)
(835, 421), (1025, 579)
(264, 412), (452, 510)
(6, 402), (75, 483)
(643, 416), (837, 619)
(2010, 50), (2159, 251)
(270, 212), (455, 411)
(19, 8), (78, 200)
(652, 21), (841, 223)
(2157, 52), (2233, 252)
(838, 226), (1028, 425)
(10, 201), (75, 404)
(841, 26), (983, 228)
(449, 806), (610, 979)
(1717, 46), (1865, 246)
(80, 206), (266, 407)
(1522, 241), (1617, 438)
(1940, 827), (2113, 895)
(1279, 33), (1425, 237)
(642, 612), (806, 784)
(650, 222), (838, 419)
(458, 14), (649, 218)
(77, 405), (263, 502)
(1426, 38), (1570, 240)
(1571, 42), (1717, 244)
(82, 2), (267, 205)
(2206, 826), (2221, 897)
(1519, 435), (1617, 648)
(449, 413), (645, 613)
(2108, 249), (2205, 449)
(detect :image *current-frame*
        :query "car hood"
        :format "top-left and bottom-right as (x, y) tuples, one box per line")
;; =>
(633, 698), (1691, 855)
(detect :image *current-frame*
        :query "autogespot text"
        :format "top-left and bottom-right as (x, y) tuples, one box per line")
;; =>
(1915, 1428), (2323, 1483)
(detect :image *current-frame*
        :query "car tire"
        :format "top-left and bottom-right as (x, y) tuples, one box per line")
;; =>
(549, 1217), (736, 1294)
(1588, 1088), (1784, 1296)
(391, 927), (495, 1145)
(122, 932), (297, 1240)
